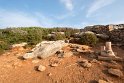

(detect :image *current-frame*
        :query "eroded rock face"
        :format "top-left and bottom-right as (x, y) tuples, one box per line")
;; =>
(23, 40), (66, 59)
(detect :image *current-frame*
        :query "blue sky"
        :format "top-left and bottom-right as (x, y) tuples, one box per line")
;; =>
(0, 0), (124, 28)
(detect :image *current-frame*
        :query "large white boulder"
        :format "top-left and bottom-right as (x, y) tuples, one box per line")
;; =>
(23, 40), (66, 59)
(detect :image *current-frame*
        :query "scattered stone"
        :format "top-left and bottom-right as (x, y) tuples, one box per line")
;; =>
(13, 62), (22, 68)
(11, 42), (27, 48)
(47, 73), (52, 76)
(108, 68), (123, 77)
(91, 59), (98, 63)
(56, 50), (64, 58)
(32, 60), (39, 64)
(110, 60), (118, 65)
(38, 65), (46, 72)
(98, 79), (113, 83)
(81, 62), (92, 68)
(82, 59), (88, 63)
(50, 63), (58, 67)
(77, 49), (84, 53)
(88, 54), (97, 58)
(69, 44), (79, 48)
(79, 60), (92, 68)
(73, 52), (79, 55)
(63, 52), (73, 57)
(105, 64), (123, 69)
(82, 45), (91, 50)
(98, 56), (123, 61)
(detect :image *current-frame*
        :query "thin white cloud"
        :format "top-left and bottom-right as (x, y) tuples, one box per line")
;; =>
(0, 9), (57, 28)
(87, 0), (115, 17)
(0, 10), (41, 28)
(55, 12), (76, 20)
(60, 0), (73, 11)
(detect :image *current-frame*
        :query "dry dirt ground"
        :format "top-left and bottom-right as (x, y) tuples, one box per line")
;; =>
(0, 43), (124, 83)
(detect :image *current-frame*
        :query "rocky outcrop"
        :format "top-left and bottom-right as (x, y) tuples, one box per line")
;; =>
(23, 40), (66, 59)
(81, 24), (124, 44)
(109, 28), (124, 44)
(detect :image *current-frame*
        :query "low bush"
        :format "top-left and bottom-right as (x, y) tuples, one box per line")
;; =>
(80, 33), (98, 46)
(0, 41), (10, 54)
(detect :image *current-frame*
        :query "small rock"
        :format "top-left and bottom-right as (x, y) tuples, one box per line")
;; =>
(91, 59), (98, 63)
(47, 73), (52, 76)
(65, 40), (69, 43)
(73, 52), (79, 55)
(63, 52), (73, 57)
(89, 54), (97, 58)
(38, 65), (46, 72)
(82, 59), (88, 63)
(105, 64), (123, 69)
(81, 62), (92, 68)
(108, 68), (123, 77)
(70, 44), (79, 48)
(77, 49), (84, 53)
(50, 63), (58, 67)
(32, 60), (39, 64)
(98, 79), (113, 83)
(79, 60), (92, 68)
(110, 60), (118, 65)
(56, 50), (64, 58)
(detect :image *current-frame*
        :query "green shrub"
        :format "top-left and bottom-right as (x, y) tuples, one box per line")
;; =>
(47, 33), (66, 41)
(55, 33), (66, 40)
(0, 42), (9, 54)
(80, 33), (98, 46)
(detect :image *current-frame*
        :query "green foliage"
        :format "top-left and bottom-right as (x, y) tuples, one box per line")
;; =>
(55, 33), (66, 40)
(0, 41), (10, 54)
(26, 28), (42, 45)
(47, 33), (66, 41)
(80, 33), (98, 46)
(0, 27), (80, 52)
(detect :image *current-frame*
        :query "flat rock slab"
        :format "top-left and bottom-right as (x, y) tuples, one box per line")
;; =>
(108, 68), (123, 77)
(98, 56), (123, 62)
(98, 79), (113, 83)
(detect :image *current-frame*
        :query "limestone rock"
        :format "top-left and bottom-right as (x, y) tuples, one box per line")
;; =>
(108, 68), (123, 77)
(47, 73), (52, 76)
(81, 62), (92, 68)
(32, 60), (39, 64)
(38, 65), (46, 72)
(23, 40), (66, 59)
(91, 59), (98, 63)
(50, 63), (58, 67)
(96, 34), (109, 40)
(56, 50), (64, 58)
(79, 60), (92, 68)
(63, 52), (73, 57)
(98, 79), (113, 83)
